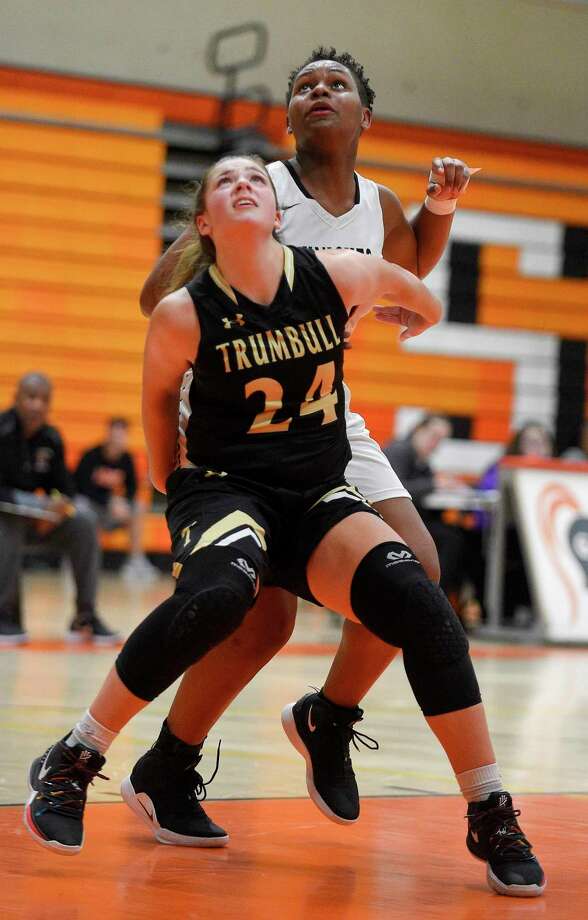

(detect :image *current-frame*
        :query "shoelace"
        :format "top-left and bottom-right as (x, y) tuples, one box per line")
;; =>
(468, 803), (533, 859)
(37, 749), (109, 818)
(306, 687), (379, 773)
(327, 721), (379, 777)
(182, 740), (222, 803)
(343, 724), (380, 756)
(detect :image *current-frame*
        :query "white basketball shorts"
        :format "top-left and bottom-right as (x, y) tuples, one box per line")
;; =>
(343, 384), (410, 503)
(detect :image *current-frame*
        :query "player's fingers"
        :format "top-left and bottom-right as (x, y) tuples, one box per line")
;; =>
(428, 157), (445, 190)
(431, 156), (445, 178)
(456, 164), (481, 196)
(442, 157), (457, 191)
(374, 310), (402, 326)
(458, 165), (470, 192)
(427, 181), (443, 196)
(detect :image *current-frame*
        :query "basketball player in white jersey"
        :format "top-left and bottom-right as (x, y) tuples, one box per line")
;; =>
(137, 49), (480, 834)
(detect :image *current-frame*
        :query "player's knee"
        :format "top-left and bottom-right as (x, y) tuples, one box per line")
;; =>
(222, 602), (294, 661)
(350, 542), (468, 661)
(268, 602), (296, 649)
(250, 595), (296, 654)
(115, 547), (261, 701)
(350, 542), (480, 714)
(172, 546), (259, 649)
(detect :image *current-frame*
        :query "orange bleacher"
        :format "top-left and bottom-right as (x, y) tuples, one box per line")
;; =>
(1, 67), (588, 546)
(0, 82), (163, 458)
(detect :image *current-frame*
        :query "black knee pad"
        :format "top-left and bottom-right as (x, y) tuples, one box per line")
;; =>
(172, 545), (259, 643)
(116, 546), (259, 700)
(350, 542), (480, 716)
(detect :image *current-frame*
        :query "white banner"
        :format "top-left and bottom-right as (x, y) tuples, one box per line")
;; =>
(511, 466), (588, 642)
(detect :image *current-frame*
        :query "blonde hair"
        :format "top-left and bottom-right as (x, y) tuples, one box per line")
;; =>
(165, 154), (275, 295)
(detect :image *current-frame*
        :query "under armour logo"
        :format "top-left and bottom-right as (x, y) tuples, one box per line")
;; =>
(79, 750), (92, 761)
(222, 314), (245, 329)
(499, 793), (509, 808)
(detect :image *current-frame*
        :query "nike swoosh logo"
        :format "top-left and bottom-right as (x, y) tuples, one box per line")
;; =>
(470, 829), (479, 843)
(307, 705), (317, 733)
(37, 756), (52, 782)
(281, 203), (301, 211)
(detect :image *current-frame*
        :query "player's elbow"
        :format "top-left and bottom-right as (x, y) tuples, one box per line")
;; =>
(149, 464), (169, 494)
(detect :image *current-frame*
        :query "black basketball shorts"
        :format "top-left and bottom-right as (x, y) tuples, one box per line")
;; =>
(165, 466), (380, 604)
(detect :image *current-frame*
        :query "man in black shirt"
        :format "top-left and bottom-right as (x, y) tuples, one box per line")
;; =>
(0, 373), (119, 644)
(75, 418), (157, 582)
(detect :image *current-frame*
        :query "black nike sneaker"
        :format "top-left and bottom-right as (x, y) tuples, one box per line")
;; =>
(120, 721), (228, 847)
(24, 737), (107, 854)
(466, 791), (546, 897)
(281, 690), (378, 824)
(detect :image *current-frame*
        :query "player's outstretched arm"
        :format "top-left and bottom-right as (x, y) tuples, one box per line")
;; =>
(142, 290), (199, 491)
(380, 157), (475, 279)
(140, 227), (195, 317)
(317, 250), (442, 341)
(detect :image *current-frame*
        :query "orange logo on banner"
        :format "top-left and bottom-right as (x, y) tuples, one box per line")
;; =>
(538, 483), (581, 623)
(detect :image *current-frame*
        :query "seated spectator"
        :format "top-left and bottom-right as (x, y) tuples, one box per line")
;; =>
(475, 421), (554, 626)
(0, 373), (119, 645)
(75, 418), (158, 582)
(383, 414), (468, 599)
(479, 421), (554, 493)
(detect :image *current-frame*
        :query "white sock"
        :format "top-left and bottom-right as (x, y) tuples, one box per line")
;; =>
(456, 762), (503, 803)
(65, 709), (118, 755)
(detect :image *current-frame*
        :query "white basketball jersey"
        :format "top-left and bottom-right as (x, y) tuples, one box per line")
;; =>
(267, 160), (384, 256)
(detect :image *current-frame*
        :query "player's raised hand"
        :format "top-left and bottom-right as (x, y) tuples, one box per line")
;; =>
(427, 157), (479, 201)
(373, 305), (437, 341)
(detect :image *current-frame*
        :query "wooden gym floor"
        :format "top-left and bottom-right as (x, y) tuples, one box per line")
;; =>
(1, 571), (587, 918)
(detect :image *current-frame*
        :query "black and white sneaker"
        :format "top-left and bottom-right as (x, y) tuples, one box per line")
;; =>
(66, 611), (121, 646)
(24, 738), (107, 854)
(281, 690), (378, 824)
(467, 791), (546, 897)
(121, 721), (228, 847)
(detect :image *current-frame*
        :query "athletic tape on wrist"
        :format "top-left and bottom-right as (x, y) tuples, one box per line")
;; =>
(425, 165), (480, 215)
(424, 196), (458, 215)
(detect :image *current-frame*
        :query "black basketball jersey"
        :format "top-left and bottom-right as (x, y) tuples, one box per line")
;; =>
(184, 245), (350, 489)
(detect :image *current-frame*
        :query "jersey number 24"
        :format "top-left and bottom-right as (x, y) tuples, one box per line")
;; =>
(245, 361), (337, 435)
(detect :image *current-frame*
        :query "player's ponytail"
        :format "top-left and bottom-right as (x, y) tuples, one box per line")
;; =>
(165, 229), (211, 294)
(165, 172), (215, 294)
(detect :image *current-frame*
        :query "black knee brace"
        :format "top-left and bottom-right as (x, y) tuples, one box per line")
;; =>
(116, 546), (259, 700)
(350, 542), (481, 716)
